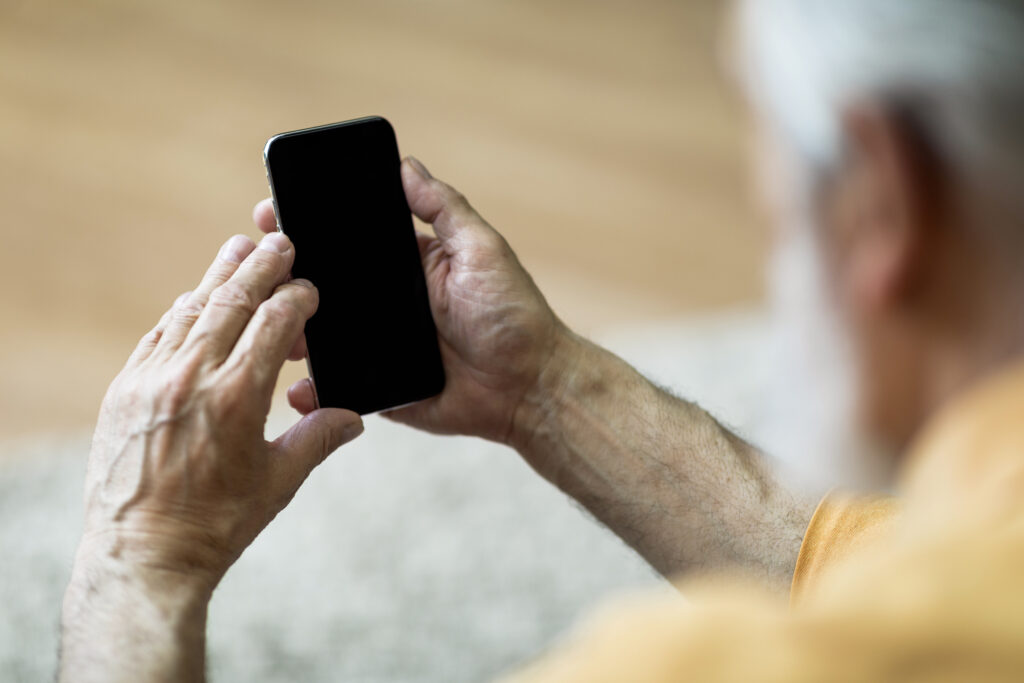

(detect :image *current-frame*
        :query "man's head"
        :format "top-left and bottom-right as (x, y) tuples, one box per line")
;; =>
(733, 0), (1024, 483)
(733, 1), (1024, 475)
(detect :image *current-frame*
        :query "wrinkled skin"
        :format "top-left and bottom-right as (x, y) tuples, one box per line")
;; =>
(78, 232), (364, 588)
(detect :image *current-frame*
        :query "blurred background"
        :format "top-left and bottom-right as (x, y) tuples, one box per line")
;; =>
(0, 0), (767, 680)
(0, 0), (761, 438)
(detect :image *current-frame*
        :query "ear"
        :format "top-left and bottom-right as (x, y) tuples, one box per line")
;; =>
(828, 103), (937, 315)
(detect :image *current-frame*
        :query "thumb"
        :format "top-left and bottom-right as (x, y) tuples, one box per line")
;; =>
(271, 408), (364, 492)
(401, 157), (496, 245)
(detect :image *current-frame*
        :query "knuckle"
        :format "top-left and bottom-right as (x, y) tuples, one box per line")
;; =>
(175, 289), (207, 314)
(171, 300), (204, 326)
(157, 366), (200, 414)
(156, 309), (174, 330)
(246, 246), (285, 274)
(207, 259), (238, 282)
(208, 281), (257, 315)
(446, 186), (470, 210)
(137, 326), (162, 349)
(259, 296), (302, 328)
(280, 281), (318, 309)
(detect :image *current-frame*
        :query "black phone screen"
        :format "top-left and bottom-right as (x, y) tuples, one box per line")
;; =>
(264, 117), (444, 415)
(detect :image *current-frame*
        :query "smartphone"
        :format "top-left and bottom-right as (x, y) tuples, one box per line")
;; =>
(263, 116), (445, 415)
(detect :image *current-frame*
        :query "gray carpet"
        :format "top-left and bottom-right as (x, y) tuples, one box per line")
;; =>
(1, 311), (796, 682)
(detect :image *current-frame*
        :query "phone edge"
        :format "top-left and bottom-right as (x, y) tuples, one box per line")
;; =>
(263, 137), (322, 412)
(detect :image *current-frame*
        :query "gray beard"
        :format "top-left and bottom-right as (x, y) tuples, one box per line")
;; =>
(759, 224), (896, 496)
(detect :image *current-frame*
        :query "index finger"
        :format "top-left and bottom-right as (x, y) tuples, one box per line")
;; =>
(180, 232), (294, 362)
(253, 198), (277, 234)
(152, 234), (255, 358)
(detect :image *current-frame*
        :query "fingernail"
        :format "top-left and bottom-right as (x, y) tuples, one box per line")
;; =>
(291, 278), (314, 288)
(175, 291), (192, 306)
(342, 420), (365, 442)
(407, 157), (432, 180)
(259, 232), (291, 254)
(218, 234), (252, 263)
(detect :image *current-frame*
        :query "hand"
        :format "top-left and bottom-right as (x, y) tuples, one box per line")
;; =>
(253, 157), (569, 446)
(76, 232), (364, 589)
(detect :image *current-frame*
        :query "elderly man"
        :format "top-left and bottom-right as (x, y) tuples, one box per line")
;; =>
(59, 0), (1024, 680)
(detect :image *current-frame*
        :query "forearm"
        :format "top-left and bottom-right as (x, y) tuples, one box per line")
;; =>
(512, 330), (816, 587)
(59, 543), (212, 683)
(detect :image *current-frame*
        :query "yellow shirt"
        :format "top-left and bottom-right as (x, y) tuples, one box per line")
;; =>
(506, 360), (1024, 682)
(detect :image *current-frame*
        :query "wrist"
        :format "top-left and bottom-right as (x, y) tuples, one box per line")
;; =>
(73, 505), (243, 587)
(61, 542), (213, 682)
(65, 536), (215, 618)
(508, 324), (589, 457)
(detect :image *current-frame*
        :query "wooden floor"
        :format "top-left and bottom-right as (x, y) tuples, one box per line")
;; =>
(0, 0), (763, 438)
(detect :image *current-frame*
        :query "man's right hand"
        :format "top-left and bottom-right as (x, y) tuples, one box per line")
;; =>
(253, 156), (570, 446)
(256, 156), (814, 585)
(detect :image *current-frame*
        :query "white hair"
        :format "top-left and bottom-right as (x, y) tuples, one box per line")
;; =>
(736, 0), (1024, 198)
